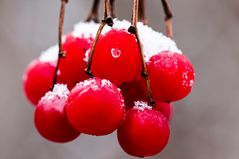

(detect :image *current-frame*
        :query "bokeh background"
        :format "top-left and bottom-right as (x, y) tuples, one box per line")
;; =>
(0, 0), (239, 159)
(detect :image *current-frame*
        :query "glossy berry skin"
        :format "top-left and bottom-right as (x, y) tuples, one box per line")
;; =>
(117, 104), (170, 157)
(59, 34), (93, 89)
(34, 85), (80, 143)
(92, 29), (141, 86)
(66, 78), (125, 136)
(154, 102), (173, 121)
(23, 59), (55, 105)
(148, 51), (195, 102)
(120, 79), (147, 109)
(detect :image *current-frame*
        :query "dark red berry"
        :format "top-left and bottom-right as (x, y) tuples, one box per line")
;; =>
(120, 79), (147, 108)
(154, 102), (173, 121)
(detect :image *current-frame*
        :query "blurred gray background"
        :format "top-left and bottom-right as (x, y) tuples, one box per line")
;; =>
(0, 0), (239, 159)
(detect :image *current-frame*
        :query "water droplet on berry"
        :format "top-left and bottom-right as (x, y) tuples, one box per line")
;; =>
(111, 48), (121, 58)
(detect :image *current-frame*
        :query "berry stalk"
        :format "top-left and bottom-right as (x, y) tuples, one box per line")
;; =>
(110, 0), (116, 18)
(128, 0), (155, 106)
(86, 0), (100, 23)
(161, 0), (173, 38)
(86, 0), (116, 22)
(138, 0), (148, 25)
(85, 0), (113, 78)
(51, 0), (68, 91)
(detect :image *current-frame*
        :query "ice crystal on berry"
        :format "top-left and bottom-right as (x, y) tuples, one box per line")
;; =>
(134, 101), (152, 111)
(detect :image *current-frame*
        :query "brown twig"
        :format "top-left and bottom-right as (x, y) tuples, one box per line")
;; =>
(128, 0), (155, 106)
(86, 0), (100, 23)
(51, 0), (68, 91)
(138, 0), (148, 25)
(85, 0), (113, 78)
(161, 0), (173, 38)
(110, 0), (116, 18)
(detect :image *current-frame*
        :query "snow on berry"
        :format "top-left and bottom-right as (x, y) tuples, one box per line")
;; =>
(117, 101), (170, 157)
(148, 51), (195, 102)
(39, 21), (99, 65)
(23, 59), (55, 105)
(137, 22), (181, 61)
(133, 101), (152, 111)
(34, 84), (80, 143)
(35, 19), (181, 90)
(42, 84), (70, 100)
(100, 19), (181, 61)
(66, 78), (125, 136)
(39, 45), (58, 64)
(73, 21), (100, 40)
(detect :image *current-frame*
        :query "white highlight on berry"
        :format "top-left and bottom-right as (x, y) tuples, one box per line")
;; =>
(134, 101), (152, 111)
(111, 48), (121, 58)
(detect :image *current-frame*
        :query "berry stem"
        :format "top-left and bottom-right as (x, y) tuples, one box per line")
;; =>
(51, 0), (68, 91)
(161, 0), (173, 38)
(85, 0), (113, 78)
(110, 0), (116, 18)
(128, 0), (155, 106)
(138, 0), (148, 25)
(86, 0), (115, 22)
(86, 0), (100, 23)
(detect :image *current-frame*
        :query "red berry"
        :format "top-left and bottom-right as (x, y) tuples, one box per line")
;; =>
(117, 101), (170, 157)
(153, 102), (173, 121)
(34, 84), (80, 143)
(66, 78), (125, 136)
(23, 59), (55, 105)
(148, 51), (195, 102)
(59, 34), (93, 89)
(120, 79), (147, 108)
(92, 29), (141, 85)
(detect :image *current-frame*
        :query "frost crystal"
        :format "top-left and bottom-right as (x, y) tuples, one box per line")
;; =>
(101, 79), (113, 88)
(134, 101), (152, 111)
(52, 84), (69, 98)
(40, 84), (69, 102)
(77, 78), (100, 92)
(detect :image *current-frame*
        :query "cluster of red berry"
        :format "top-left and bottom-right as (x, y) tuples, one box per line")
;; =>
(23, 25), (194, 157)
(22, 0), (195, 157)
